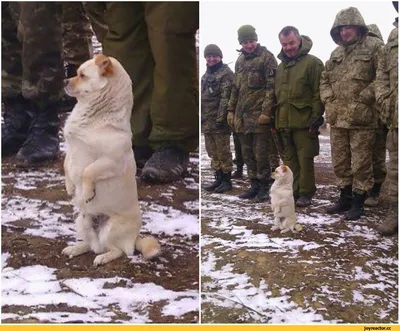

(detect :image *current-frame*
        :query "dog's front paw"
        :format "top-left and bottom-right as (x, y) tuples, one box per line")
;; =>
(280, 228), (290, 234)
(271, 225), (279, 231)
(62, 243), (90, 258)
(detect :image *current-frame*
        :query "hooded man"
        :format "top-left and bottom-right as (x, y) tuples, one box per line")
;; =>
(320, 7), (383, 220)
(273, 26), (324, 207)
(227, 24), (278, 202)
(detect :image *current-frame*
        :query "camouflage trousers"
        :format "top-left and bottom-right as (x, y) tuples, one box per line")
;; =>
(330, 128), (375, 193)
(62, 2), (93, 66)
(204, 133), (233, 173)
(2, 2), (64, 105)
(85, 2), (199, 153)
(371, 124), (388, 184)
(386, 129), (398, 201)
(280, 129), (319, 197)
(238, 132), (270, 181)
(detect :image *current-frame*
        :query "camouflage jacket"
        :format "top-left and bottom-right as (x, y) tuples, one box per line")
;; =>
(375, 27), (398, 129)
(275, 35), (324, 129)
(201, 62), (234, 133)
(227, 43), (277, 133)
(320, 7), (382, 129)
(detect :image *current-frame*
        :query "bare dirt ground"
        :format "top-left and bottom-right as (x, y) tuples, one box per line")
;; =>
(2, 114), (200, 323)
(200, 129), (398, 324)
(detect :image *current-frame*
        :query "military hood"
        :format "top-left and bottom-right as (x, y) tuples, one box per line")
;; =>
(330, 7), (368, 45)
(277, 35), (313, 62)
(367, 24), (383, 41)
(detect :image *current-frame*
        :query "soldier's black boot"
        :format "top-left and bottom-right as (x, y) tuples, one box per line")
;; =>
(255, 178), (270, 202)
(133, 145), (153, 169)
(327, 185), (353, 214)
(204, 170), (223, 192)
(232, 164), (243, 179)
(214, 172), (232, 193)
(2, 96), (33, 157)
(141, 146), (189, 183)
(16, 105), (60, 165)
(346, 192), (366, 220)
(238, 178), (259, 199)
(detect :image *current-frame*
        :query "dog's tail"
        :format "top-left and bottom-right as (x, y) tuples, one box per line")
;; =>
(135, 236), (161, 260)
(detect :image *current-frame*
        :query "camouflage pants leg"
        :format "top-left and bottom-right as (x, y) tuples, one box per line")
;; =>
(386, 129), (398, 201)
(233, 132), (244, 167)
(62, 2), (93, 66)
(330, 128), (375, 193)
(372, 125), (388, 184)
(204, 133), (233, 173)
(239, 132), (270, 181)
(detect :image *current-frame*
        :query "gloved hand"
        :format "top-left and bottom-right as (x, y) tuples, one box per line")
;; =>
(227, 112), (235, 127)
(215, 119), (225, 129)
(308, 117), (324, 133)
(258, 114), (271, 125)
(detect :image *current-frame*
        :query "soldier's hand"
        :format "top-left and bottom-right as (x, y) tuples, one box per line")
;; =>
(227, 112), (235, 127)
(215, 119), (225, 129)
(258, 114), (271, 125)
(308, 117), (324, 133)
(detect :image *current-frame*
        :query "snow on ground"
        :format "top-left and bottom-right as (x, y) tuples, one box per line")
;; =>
(200, 132), (398, 324)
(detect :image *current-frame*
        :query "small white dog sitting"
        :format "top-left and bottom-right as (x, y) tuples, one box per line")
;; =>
(270, 164), (301, 233)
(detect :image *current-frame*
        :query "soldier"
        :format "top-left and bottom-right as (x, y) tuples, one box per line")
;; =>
(2, 2), (63, 165)
(227, 25), (277, 202)
(375, 11), (398, 235)
(273, 26), (324, 207)
(232, 133), (244, 178)
(362, 24), (388, 207)
(320, 7), (383, 220)
(201, 44), (234, 193)
(83, 2), (199, 183)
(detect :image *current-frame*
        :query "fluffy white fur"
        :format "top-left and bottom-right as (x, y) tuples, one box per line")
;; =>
(270, 164), (299, 234)
(62, 54), (160, 266)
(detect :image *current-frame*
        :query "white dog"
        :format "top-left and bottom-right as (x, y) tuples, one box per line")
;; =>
(62, 54), (160, 266)
(270, 164), (301, 233)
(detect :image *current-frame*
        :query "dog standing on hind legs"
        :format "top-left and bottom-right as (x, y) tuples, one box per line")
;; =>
(62, 54), (160, 266)
(270, 164), (301, 233)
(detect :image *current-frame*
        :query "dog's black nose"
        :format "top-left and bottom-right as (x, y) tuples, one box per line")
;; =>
(63, 79), (69, 87)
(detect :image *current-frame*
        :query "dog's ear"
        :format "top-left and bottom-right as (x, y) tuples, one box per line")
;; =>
(281, 164), (287, 172)
(95, 54), (114, 76)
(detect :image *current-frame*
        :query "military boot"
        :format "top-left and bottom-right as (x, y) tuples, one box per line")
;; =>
(364, 182), (382, 207)
(232, 164), (243, 179)
(377, 201), (398, 236)
(133, 144), (153, 169)
(238, 178), (259, 199)
(255, 178), (270, 202)
(214, 172), (232, 193)
(2, 96), (33, 157)
(141, 146), (189, 183)
(16, 104), (60, 165)
(204, 170), (223, 192)
(346, 191), (367, 220)
(327, 185), (353, 214)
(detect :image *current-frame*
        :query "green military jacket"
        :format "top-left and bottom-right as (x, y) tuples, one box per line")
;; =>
(274, 35), (324, 129)
(320, 7), (382, 129)
(227, 43), (277, 133)
(201, 62), (234, 133)
(375, 27), (398, 129)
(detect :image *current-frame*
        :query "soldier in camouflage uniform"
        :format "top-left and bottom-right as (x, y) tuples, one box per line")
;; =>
(274, 26), (324, 207)
(84, 2), (199, 183)
(227, 25), (278, 202)
(201, 44), (234, 193)
(320, 7), (383, 220)
(375, 16), (398, 236)
(2, 2), (63, 165)
(362, 24), (388, 207)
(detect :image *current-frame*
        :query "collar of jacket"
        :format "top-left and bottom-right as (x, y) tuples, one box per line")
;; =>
(207, 60), (224, 73)
(277, 35), (313, 65)
(237, 43), (263, 58)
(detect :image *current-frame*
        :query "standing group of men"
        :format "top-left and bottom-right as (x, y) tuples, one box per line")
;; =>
(201, 5), (398, 236)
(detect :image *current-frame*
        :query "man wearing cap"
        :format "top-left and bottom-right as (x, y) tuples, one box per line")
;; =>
(273, 26), (325, 207)
(227, 24), (278, 202)
(320, 7), (383, 220)
(201, 44), (234, 193)
(375, 3), (398, 236)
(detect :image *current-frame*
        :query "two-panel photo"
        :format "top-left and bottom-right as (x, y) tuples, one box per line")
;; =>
(1, 1), (398, 325)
